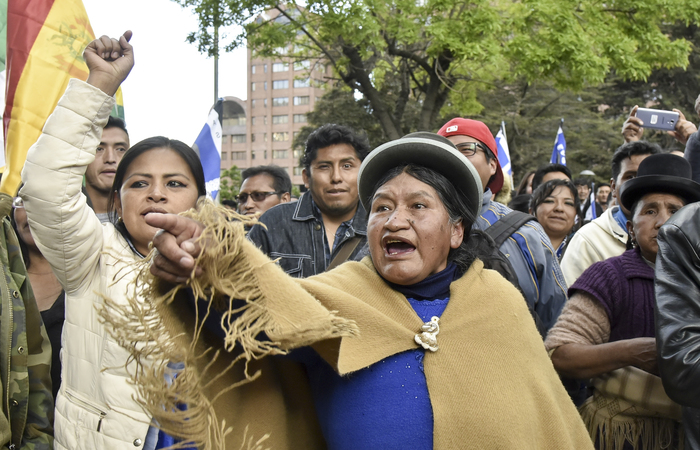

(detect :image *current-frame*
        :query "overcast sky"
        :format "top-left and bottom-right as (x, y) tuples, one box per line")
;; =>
(82, 0), (248, 144)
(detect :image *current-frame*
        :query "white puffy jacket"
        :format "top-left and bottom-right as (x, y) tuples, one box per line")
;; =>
(20, 80), (151, 449)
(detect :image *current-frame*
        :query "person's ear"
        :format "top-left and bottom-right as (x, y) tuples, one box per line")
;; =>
(280, 192), (291, 203)
(450, 220), (465, 249)
(488, 157), (498, 177)
(626, 219), (634, 241)
(302, 168), (310, 189)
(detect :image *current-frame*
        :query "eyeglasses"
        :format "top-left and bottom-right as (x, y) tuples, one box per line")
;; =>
(455, 142), (491, 157)
(236, 191), (280, 203)
(12, 197), (24, 209)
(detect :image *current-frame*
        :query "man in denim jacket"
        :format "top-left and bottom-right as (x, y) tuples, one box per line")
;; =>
(248, 124), (371, 277)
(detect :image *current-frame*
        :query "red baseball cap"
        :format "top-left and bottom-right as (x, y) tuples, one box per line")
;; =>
(437, 118), (504, 194)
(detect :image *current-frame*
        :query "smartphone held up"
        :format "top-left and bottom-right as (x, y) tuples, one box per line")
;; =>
(635, 108), (680, 131)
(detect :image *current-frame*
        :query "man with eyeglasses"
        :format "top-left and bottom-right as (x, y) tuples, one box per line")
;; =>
(237, 165), (292, 216)
(438, 118), (568, 333)
(247, 124), (371, 278)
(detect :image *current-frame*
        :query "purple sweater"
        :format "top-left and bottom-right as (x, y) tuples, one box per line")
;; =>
(569, 248), (655, 342)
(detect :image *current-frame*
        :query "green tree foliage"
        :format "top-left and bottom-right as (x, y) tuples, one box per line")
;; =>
(218, 165), (242, 201)
(174, 0), (699, 141)
(292, 85), (389, 155)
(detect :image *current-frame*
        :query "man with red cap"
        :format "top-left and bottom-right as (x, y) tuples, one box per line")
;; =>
(438, 118), (568, 332)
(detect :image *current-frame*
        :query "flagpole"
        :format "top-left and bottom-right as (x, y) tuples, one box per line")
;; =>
(214, 27), (219, 102)
(213, 2), (220, 103)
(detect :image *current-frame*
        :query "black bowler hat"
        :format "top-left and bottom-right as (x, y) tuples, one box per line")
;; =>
(620, 153), (700, 211)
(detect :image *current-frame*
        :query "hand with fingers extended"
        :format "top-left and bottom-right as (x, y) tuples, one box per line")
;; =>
(145, 213), (205, 284)
(622, 105), (644, 143)
(84, 30), (134, 97)
(667, 109), (698, 145)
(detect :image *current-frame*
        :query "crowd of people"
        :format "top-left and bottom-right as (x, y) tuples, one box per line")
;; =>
(5, 30), (700, 450)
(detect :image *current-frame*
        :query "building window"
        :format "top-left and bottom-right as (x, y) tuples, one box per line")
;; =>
(251, 99), (258, 108)
(251, 117), (257, 125)
(231, 151), (246, 160)
(264, 81), (267, 90)
(264, 64), (268, 73)
(272, 132), (289, 142)
(231, 134), (246, 143)
(272, 150), (288, 159)
(264, 116), (268, 125)
(273, 80), (289, 89)
(294, 78), (310, 88)
(251, 82), (256, 91)
(295, 60), (310, 71)
(252, 151), (256, 160)
(251, 133), (256, 142)
(293, 96), (310, 106)
(221, 152), (227, 160)
(251, 65), (256, 74)
(273, 63), (288, 72)
(293, 148), (303, 159)
(264, 98), (268, 108)
(273, 97), (289, 107)
(273, 115), (289, 124)
(293, 114), (307, 123)
(293, 167), (303, 176)
(222, 116), (246, 127)
(293, 131), (300, 139)
(264, 133), (268, 142)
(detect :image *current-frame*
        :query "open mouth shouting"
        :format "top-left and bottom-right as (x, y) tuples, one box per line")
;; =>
(384, 237), (416, 256)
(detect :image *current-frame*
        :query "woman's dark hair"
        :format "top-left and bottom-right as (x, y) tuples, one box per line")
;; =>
(515, 170), (536, 196)
(508, 194), (532, 213)
(368, 163), (493, 275)
(529, 179), (580, 233)
(107, 136), (206, 239)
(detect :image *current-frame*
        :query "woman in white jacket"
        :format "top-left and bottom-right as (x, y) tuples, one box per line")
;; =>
(20, 32), (206, 449)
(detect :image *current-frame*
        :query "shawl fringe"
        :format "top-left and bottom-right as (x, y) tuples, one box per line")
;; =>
(579, 391), (684, 450)
(99, 199), (358, 449)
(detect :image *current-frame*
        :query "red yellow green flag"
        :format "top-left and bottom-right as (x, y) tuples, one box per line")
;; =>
(2, 0), (124, 195)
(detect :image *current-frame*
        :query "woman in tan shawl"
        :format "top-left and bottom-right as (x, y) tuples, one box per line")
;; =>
(114, 133), (594, 449)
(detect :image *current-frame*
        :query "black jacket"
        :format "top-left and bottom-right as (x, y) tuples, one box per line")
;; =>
(655, 202), (700, 449)
(247, 192), (368, 278)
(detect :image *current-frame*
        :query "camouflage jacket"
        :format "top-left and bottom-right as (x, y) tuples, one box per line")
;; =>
(0, 193), (53, 449)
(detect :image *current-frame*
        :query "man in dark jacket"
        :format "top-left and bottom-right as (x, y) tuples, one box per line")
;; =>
(247, 124), (371, 277)
(655, 203), (700, 449)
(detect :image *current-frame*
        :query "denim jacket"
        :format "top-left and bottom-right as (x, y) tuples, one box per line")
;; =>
(248, 192), (368, 278)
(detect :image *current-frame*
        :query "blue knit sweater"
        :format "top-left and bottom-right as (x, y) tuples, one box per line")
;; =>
(297, 264), (458, 449)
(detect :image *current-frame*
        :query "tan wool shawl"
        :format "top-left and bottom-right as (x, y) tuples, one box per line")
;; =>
(103, 203), (594, 450)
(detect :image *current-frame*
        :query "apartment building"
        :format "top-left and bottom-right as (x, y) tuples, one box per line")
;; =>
(219, 45), (328, 188)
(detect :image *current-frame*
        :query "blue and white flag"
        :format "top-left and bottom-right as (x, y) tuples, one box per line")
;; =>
(550, 125), (566, 165)
(193, 100), (223, 200)
(495, 121), (512, 184)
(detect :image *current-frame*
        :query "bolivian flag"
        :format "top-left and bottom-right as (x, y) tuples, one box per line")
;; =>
(2, 0), (124, 195)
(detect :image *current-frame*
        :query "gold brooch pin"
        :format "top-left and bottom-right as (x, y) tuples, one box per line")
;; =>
(414, 316), (440, 352)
